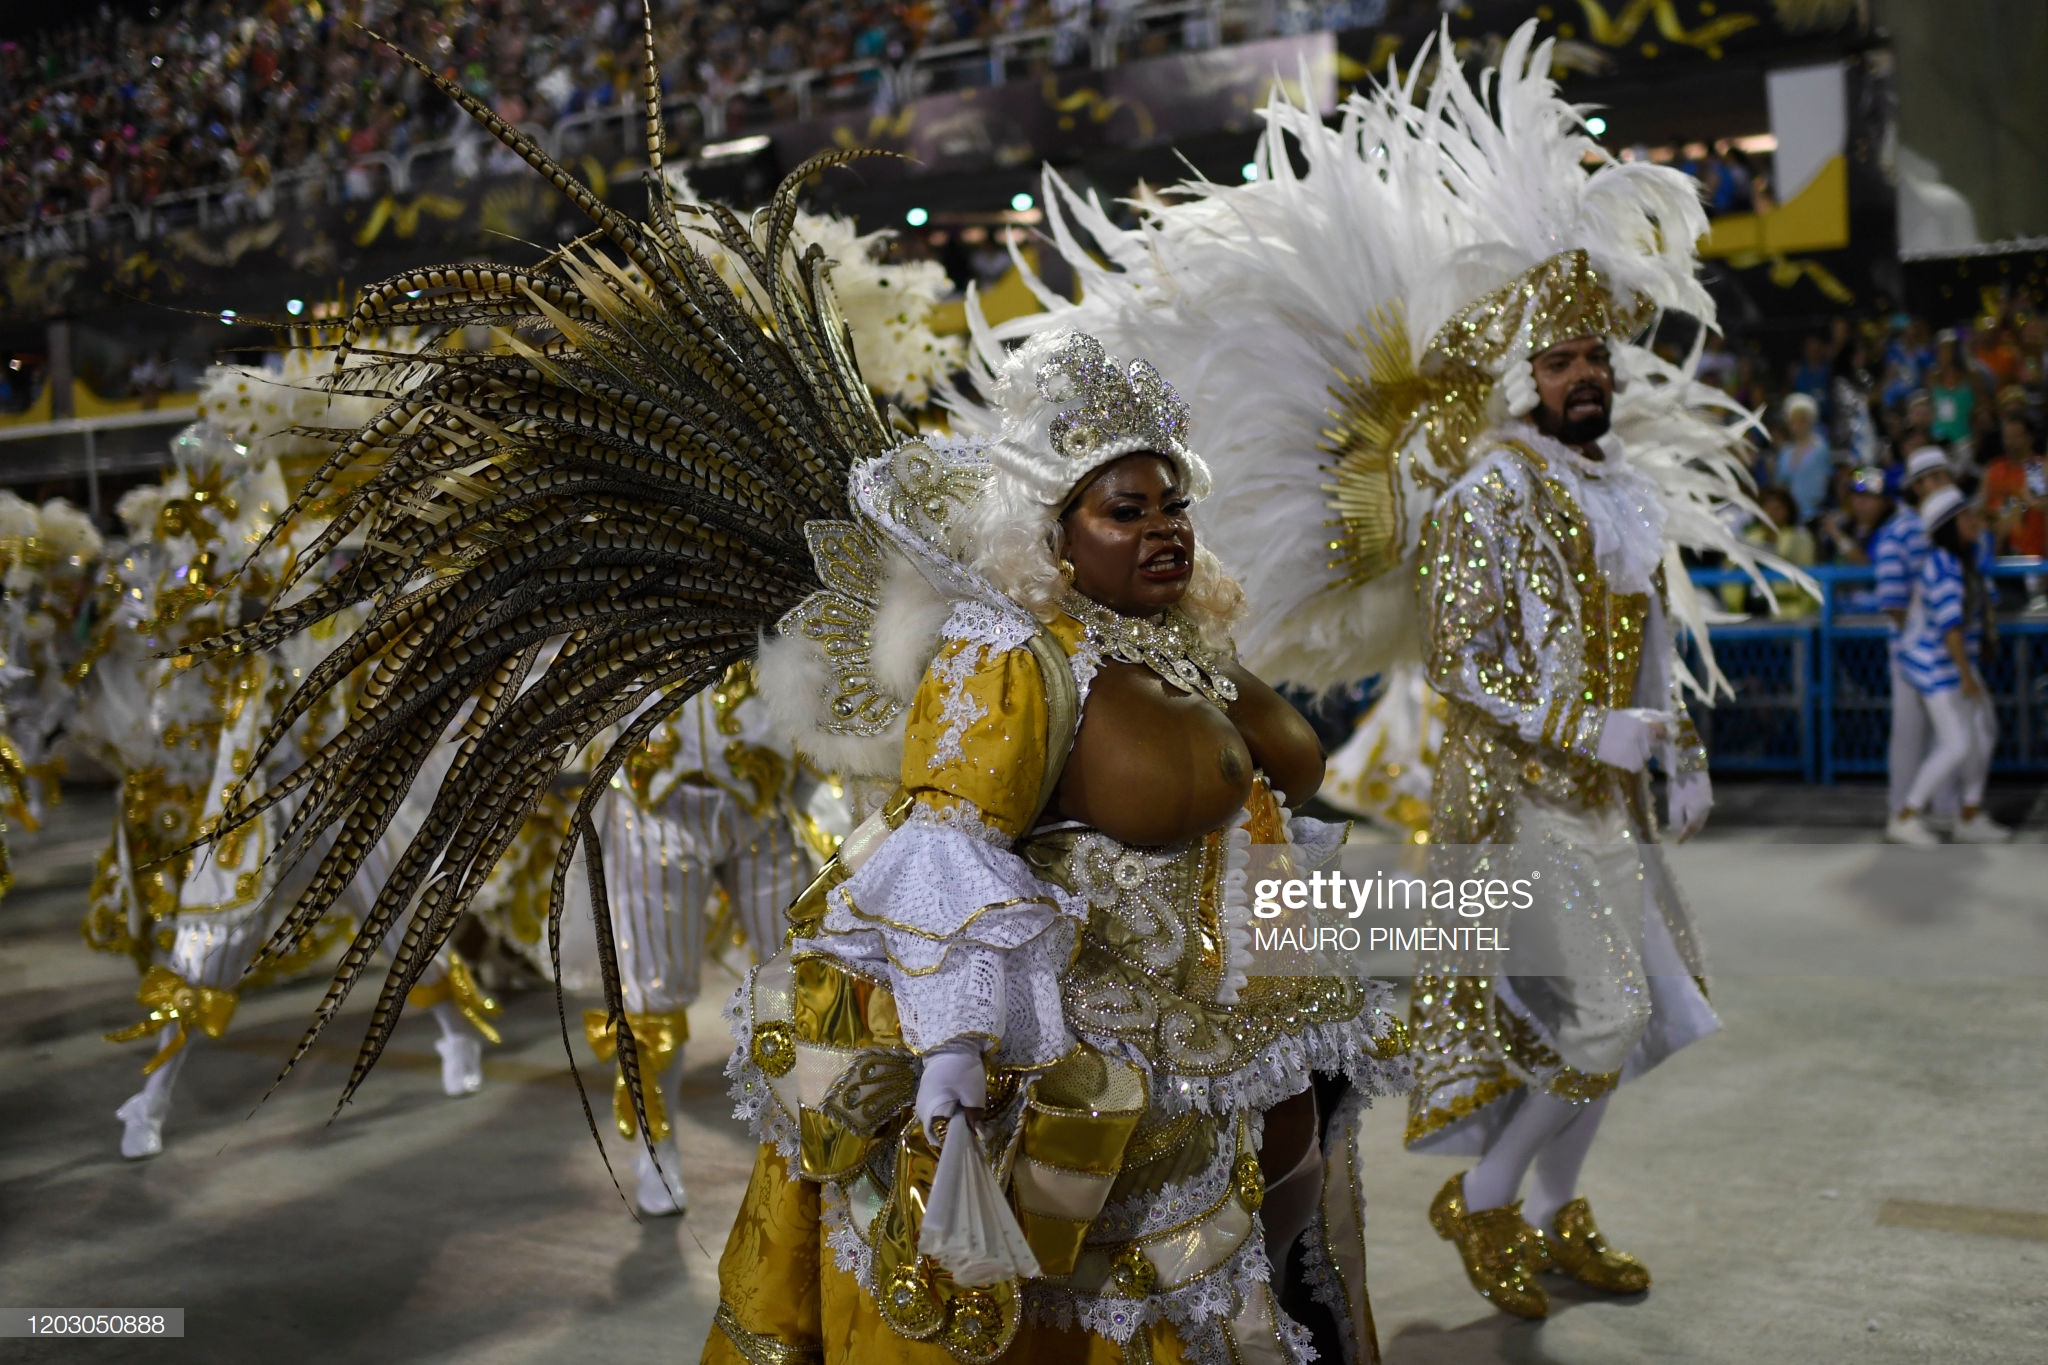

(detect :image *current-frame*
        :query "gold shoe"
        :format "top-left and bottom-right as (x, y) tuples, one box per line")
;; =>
(1537, 1197), (1651, 1294)
(1428, 1174), (1549, 1319)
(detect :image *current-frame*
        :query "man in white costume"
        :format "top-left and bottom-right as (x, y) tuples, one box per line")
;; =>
(1404, 260), (1721, 1319)
(588, 663), (821, 1215)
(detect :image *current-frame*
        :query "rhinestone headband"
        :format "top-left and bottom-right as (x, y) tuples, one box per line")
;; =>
(1036, 333), (1192, 467)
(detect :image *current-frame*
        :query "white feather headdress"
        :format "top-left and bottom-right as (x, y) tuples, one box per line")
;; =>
(953, 20), (1793, 695)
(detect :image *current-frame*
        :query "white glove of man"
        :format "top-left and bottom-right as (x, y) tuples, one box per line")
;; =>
(1593, 708), (1674, 773)
(1666, 769), (1713, 842)
(914, 1037), (988, 1143)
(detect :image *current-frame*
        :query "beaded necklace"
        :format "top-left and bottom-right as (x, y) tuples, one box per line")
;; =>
(1059, 590), (1238, 708)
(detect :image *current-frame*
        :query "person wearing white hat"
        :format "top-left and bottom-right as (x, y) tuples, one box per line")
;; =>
(1891, 486), (2010, 844)
(1774, 392), (1833, 523)
(1877, 445), (1958, 841)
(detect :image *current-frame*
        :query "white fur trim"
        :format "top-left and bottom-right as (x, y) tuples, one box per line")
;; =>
(870, 555), (954, 699)
(755, 626), (905, 779)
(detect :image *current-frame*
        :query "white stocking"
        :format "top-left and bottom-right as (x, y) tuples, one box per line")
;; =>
(1523, 1093), (1611, 1231)
(116, 1026), (193, 1158)
(429, 1000), (469, 1043)
(1461, 1090), (1579, 1212)
(634, 1050), (692, 1215)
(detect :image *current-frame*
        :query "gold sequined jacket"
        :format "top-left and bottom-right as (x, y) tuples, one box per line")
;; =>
(1415, 427), (1707, 846)
(1404, 427), (1715, 1150)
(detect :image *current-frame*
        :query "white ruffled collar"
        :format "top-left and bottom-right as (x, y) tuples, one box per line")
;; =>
(1505, 422), (1668, 596)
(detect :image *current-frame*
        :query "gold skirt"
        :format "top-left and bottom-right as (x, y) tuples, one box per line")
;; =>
(704, 1145), (1207, 1365)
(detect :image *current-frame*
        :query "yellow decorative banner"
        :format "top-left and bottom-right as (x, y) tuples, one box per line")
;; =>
(1574, 0), (1759, 57)
(353, 193), (470, 247)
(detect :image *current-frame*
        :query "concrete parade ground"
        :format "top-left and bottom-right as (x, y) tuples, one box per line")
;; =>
(4, 784), (2047, 1365)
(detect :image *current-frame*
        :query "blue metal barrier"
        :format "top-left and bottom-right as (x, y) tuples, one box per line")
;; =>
(1686, 560), (2048, 781)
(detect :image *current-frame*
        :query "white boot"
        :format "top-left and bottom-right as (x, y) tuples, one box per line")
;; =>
(429, 996), (490, 1096)
(115, 1091), (167, 1159)
(1884, 812), (1941, 846)
(114, 1030), (188, 1159)
(634, 1139), (689, 1216)
(1952, 810), (2013, 844)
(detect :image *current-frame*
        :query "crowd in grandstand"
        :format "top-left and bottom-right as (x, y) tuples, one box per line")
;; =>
(2, 0), (1407, 227)
(1701, 300), (2048, 616)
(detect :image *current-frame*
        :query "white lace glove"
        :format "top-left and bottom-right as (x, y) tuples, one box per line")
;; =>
(1666, 770), (1713, 842)
(1593, 708), (1674, 773)
(914, 1037), (988, 1142)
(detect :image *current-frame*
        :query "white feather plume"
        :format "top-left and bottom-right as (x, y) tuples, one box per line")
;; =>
(664, 167), (963, 408)
(950, 20), (1796, 695)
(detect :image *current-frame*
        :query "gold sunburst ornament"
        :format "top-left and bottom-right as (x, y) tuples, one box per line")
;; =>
(1322, 303), (1493, 591)
(1322, 306), (1428, 590)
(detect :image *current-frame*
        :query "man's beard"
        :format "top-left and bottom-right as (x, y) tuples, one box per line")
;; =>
(1536, 385), (1612, 446)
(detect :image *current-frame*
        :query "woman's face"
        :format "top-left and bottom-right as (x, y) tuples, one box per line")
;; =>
(1058, 453), (1193, 618)
(1957, 505), (1985, 542)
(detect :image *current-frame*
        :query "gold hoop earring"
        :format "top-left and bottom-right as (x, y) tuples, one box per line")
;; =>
(1058, 558), (1076, 584)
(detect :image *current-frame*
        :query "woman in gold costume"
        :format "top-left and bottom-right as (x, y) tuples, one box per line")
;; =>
(158, 26), (1404, 1355)
(714, 332), (1409, 1365)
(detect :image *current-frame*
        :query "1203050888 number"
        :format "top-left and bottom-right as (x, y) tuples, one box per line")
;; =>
(9, 1310), (184, 1337)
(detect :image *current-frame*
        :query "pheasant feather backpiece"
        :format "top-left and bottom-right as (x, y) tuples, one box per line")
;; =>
(183, 11), (891, 1140)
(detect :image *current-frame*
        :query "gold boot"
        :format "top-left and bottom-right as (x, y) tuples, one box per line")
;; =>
(1536, 1197), (1650, 1293)
(1428, 1174), (1549, 1319)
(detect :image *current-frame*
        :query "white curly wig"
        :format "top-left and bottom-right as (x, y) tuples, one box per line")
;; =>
(957, 330), (1244, 647)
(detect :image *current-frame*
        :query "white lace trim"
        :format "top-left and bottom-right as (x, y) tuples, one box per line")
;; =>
(1085, 979), (1414, 1119)
(941, 597), (1038, 652)
(1025, 1234), (1313, 1365)
(1088, 1127), (1241, 1242)
(901, 796), (1011, 847)
(927, 640), (990, 770)
(926, 600), (1039, 769)
(808, 818), (1085, 1059)
(821, 1183), (874, 1281)
(722, 971), (799, 1162)
(1505, 423), (1669, 597)
(820, 820), (1084, 964)
(1296, 1213), (1353, 1363)
(1068, 633), (1102, 711)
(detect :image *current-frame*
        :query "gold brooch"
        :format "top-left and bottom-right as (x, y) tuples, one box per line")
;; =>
(944, 1288), (1006, 1356)
(1107, 1243), (1159, 1297)
(749, 1020), (796, 1077)
(879, 1264), (944, 1338)
(1234, 1154), (1266, 1214)
(1373, 1016), (1412, 1059)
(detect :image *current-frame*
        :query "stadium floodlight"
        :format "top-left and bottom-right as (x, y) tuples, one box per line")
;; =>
(905, 207), (930, 227)
(220, 309), (237, 325)
(286, 299), (305, 316)
(1010, 191), (1034, 213)
(1241, 162), (1260, 182)
(1586, 116), (1608, 136)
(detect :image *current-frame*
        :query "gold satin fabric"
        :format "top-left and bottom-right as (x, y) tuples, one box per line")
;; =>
(704, 1145), (1204, 1365)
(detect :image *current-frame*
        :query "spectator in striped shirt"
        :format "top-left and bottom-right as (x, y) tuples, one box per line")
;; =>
(1877, 445), (1955, 834)
(1891, 487), (2010, 845)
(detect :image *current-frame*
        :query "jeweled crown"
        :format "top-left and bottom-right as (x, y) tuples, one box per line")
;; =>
(988, 330), (1209, 506)
(1037, 333), (1192, 468)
